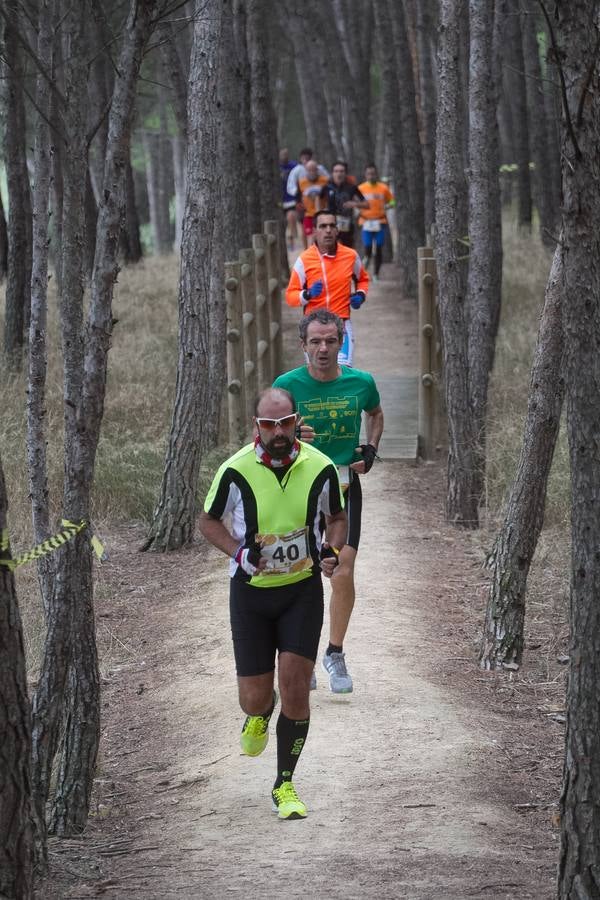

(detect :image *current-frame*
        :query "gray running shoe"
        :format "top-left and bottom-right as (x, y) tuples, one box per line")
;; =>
(321, 651), (353, 693)
(310, 669), (317, 690)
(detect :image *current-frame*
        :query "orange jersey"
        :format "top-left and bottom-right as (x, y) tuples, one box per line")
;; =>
(297, 174), (329, 217)
(285, 243), (369, 320)
(357, 181), (394, 223)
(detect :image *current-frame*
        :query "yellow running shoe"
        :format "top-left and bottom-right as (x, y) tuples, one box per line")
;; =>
(240, 692), (277, 757)
(271, 781), (307, 820)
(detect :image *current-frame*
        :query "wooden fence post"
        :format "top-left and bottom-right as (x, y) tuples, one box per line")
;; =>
(417, 246), (439, 460)
(225, 261), (245, 443)
(239, 247), (259, 422)
(264, 219), (283, 378)
(252, 233), (270, 390)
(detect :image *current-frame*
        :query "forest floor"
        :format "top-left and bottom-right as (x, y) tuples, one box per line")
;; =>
(39, 262), (566, 899)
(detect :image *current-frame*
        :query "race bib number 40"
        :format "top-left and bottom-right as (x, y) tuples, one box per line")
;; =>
(256, 527), (312, 574)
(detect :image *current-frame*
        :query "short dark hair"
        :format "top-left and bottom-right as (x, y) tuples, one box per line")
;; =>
(299, 310), (344, 344)
(254, 387), (296, 416)
(299, 147), (313, 158)
(365, 162), (377, 171)
(313, 208), (337, 229)
(332, 160), (348, 172)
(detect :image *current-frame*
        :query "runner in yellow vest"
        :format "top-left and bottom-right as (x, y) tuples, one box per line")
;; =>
(199, 387), (346, 820)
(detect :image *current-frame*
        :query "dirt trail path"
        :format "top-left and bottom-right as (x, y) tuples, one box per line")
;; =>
(47, 267), (560, 899)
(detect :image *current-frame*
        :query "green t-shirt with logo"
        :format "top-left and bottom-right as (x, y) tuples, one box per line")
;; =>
(274, 366), (380, 465)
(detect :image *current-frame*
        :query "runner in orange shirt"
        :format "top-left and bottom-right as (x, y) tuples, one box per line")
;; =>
(285, 209), (369, 366)
(358, 164), (395, 282)
(297, 161), (329, 245)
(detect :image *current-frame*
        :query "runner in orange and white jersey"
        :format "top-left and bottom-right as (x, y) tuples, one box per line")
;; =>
(285, 209), (369, 366)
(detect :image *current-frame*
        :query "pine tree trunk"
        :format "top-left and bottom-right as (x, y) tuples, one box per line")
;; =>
(415, 0), (437, 237)
(121, 150), (144, 264)
(30, 0), (90, 834)
(0, 456), (35, 900)
(435, 0), (478, 527)
(506, 0), (532, 229)
(2, 10), (33, 369)
(0, 189), (8, 282)
(281, 0), (336, 165)
(521, 1), (558, 247)
(557, 2), (600, 892)
(235, 0), (262, 238)
(373, 0), (415, 294)
(480, 245), (564, 670)
(389, 0), (425, 253)
(27, 0), (55, 620)
(247, 0), (281, 226)
(144, 129), (172, 255)
(50, 0), (162, 835)
(466, 0), (501, 506)
(144, 0), (224, 551)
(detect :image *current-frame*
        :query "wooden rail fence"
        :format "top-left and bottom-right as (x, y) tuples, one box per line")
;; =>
(225, 232), (445, 458)
(225, 220), (284, 443)
(417, 246), (445, 460)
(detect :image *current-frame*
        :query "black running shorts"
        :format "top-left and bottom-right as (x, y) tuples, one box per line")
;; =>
(345, 473), (362, 550)
(229, 573), (324, 677)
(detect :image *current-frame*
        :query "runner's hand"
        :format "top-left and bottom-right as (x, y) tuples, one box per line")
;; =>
(350, 291), (365, 309)
(319, 543), (340, 578)
(305, 280), (323, 299)
(295, 416), (315, 443)
(349, 443), (378, 474)
(235, 546), (266, 575)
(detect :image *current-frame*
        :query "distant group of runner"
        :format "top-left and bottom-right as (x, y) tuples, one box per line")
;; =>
(279, 146), (396, 282)
(199, 145), (387, 822)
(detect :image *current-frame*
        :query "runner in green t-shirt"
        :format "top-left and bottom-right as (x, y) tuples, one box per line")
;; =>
(273, 310), (384, 694)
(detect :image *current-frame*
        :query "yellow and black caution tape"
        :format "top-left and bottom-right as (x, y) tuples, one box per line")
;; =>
(0, 519), (105, 572)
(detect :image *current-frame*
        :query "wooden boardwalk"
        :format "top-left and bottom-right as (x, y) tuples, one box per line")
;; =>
(280, 260), (419, 461)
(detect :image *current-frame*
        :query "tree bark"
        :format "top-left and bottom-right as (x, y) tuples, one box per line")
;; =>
(144, 126), (172, 255)
(30, 0), (90, 836)
(373, 0), (416, 294)
(435, 0), (478, 527)
(280, 0), (337, 165)
(521, 1), (558, 247)
(144, 0), (224, 551)
(0, 456), (35, 900)
(2, 7), (33, 369)
(414, 0), (437, 237)
(466, 0), (502, 506)
(51, 0), (163, 835)
(557, 2), (600, 894)
(28, 0), (56, 622)
(389, 0), (425, 251)
(480, 245), (564, 670)
(505, 0), (532, 229)
(121, 149), (144, 264)
(246, 0), (281, 226)
(0, 189), (8, 282)
(236, 0), (262, 238)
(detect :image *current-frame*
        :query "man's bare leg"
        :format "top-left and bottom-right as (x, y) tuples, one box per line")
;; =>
(322, 546), (357, 693)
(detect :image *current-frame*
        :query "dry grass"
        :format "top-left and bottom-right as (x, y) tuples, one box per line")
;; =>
(1, 221), (571, 672)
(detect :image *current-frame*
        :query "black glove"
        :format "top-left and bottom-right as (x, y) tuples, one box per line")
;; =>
(319, 543), (340, 560)
(319, 543), (340, 567)
(358, 443), (378, 473)
(235, 545), (262, 575)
